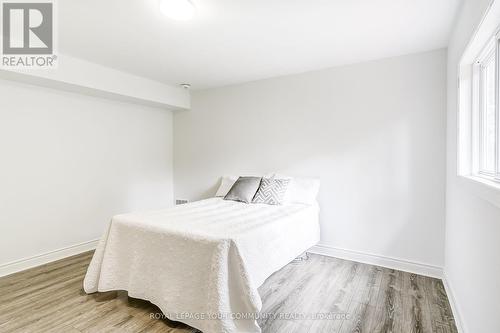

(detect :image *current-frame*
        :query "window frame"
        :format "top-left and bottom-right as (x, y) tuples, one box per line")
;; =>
(456, 1), (500, 209)
(471, 33), (500, 183)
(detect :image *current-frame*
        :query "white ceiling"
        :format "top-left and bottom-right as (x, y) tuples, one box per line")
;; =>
(59, 0), (461, 90)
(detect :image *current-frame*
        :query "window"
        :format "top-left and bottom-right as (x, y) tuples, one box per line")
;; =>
(471, 34), (500, 182)
(457, 2), (500, 206)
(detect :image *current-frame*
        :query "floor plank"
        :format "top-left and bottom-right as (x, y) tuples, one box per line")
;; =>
(0, 251), (458, 333)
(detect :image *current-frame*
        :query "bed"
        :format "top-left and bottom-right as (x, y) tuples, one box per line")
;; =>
(83, 197), (320, 333)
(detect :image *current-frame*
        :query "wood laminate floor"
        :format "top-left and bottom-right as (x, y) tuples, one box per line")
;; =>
(0, 251), (458, 333)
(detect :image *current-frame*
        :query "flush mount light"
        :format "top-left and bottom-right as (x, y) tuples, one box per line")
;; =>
(160, 0), (196, 21)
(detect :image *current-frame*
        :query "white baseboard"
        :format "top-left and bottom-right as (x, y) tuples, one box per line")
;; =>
(0, 239), (99, 278)
(309, 244), (443, 279)
(442, 271), (466, 333)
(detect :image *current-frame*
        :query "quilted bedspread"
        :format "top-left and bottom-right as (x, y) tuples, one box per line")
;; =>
(84, 198), (320, 333)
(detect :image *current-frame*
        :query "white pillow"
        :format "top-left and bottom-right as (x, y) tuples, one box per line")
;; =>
(275, 175), (320, 205)
(215, 176), (238, 197)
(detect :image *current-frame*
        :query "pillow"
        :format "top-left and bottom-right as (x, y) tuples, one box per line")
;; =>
(252, 178), (290, 205)
(215, 173), (274, 197)
(224, 176), (262, 203)
(215, 176), (238, 197)
(275, 175), (320, 205)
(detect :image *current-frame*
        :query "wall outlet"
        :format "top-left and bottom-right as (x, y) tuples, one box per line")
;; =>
(175, 199), (188, 205)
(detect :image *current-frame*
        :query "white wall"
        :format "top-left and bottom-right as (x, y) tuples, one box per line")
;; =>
(445, 0), (500, 332)
(174, 49), (447, 268)
(0, 79), (174, 267)
(1, 53), (191, 111)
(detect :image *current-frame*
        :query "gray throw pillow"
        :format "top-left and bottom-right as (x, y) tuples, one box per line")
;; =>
(252, 178), (290, 205)
(224, 176), (262, 203)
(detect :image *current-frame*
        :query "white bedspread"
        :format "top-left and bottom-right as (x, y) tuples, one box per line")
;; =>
(84, 198), (320, 333)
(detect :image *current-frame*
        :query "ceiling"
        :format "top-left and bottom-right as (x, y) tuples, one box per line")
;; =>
(59, 0), (461, 90)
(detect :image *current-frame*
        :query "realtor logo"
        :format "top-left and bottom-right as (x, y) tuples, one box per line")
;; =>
(1, 0), (57, 68)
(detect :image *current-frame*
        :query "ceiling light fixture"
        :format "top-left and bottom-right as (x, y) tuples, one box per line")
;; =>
(160, 0), (196, 21)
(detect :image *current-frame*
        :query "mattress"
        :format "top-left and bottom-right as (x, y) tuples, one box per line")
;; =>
(83, 197), (320, 333)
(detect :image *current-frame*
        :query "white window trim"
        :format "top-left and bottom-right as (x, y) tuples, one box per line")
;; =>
(457, 175), (500, 209)
(457, 1), (500, 209)
(472, 36), (499, 180)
